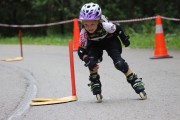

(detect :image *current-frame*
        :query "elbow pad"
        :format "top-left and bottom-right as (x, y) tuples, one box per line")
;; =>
(102, 22), (116, 33)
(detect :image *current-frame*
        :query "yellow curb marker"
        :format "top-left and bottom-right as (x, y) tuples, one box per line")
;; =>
(30, 96), (78, 106)
(0, 57), (23, 62)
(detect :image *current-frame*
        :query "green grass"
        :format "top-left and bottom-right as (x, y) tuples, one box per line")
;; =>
(0, 34), (72, 46)
(129, 33), (180, 49)
(0, 33), (180, 49)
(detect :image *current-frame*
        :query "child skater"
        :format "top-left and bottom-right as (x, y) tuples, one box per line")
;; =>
(77, 2), (147, 102)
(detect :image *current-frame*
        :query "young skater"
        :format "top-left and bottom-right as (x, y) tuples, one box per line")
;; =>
(77, 2), (147, 102)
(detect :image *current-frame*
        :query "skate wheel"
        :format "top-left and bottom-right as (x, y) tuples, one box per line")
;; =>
(96, 94), (103, 103)
(139, 91), (147, 100)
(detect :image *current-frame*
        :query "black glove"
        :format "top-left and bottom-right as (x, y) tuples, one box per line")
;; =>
(120, 34), (130, 47)
(84, 57), (97, 71)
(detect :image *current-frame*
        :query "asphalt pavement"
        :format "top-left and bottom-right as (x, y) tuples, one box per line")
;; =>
(0, 45), (180, 120)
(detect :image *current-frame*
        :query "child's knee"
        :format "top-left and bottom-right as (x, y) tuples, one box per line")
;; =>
(114, 60), (129, 73)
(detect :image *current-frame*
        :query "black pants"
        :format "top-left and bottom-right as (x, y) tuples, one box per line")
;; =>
(86, 35), (126, 65)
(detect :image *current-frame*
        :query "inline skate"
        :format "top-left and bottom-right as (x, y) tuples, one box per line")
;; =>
(127, 73), (147, 100)
(88, 73), (103, 102)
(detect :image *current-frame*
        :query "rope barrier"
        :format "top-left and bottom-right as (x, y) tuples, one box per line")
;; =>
(0, 19), (73, 28)
(0, 16), (179, 28)
(161, 16), (180, 21)
(111, 16), (156, 23)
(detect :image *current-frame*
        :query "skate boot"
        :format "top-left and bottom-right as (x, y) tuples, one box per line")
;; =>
(88, 73), (103, 102)
(127, 73), (147, 100)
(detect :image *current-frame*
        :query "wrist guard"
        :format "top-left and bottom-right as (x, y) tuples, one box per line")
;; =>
(84, 56), (97, 71)
(114, 24), (130, 47)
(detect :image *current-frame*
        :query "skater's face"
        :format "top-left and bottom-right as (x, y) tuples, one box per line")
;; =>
(82, 20), (99, 33)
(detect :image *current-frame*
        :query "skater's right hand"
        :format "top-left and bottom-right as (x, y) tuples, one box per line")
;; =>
(83, 57), (98, 71)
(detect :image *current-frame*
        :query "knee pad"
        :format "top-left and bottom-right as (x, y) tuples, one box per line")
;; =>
(114, 60), (129, 73)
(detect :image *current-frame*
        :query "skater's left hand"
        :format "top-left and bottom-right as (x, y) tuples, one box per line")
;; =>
(123, 36), (130, 47)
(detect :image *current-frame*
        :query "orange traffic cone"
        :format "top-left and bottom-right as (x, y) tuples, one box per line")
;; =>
(73, 18), (80, 51)
(150, 15), (173, 59)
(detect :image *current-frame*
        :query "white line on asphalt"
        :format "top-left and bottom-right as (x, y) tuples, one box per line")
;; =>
(7, 69), (37, 120)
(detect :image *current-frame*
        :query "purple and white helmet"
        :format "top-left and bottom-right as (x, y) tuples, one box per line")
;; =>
(79, 3), (102, 20)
